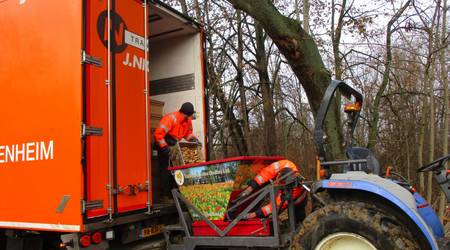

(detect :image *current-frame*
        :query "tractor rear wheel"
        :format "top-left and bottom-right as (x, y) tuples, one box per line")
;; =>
(291, 201), (420, 250)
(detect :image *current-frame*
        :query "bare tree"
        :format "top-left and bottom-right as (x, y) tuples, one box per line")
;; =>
(331, 0), (347, 80)
(438, 0), (448, 220)
(367, 0), (412, 150)
(224, 0), (344, 160)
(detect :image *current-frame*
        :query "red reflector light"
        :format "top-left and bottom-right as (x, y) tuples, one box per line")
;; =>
(328, 181), (353, 188)
(79, 234), (91, 248)
(91, 232), (103, 244)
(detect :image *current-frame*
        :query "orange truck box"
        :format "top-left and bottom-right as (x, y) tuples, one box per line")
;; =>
(0, 0), (206, 239)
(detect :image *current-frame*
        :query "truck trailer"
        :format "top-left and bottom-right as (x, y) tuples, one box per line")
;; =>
(0, 0), (206, 249)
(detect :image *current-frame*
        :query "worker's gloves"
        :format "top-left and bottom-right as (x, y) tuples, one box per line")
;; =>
(189, 137), (202, 147)
(160, 146), (170, 155)
(245, 212), (257, 220)
(241, 186), (253, 197)
(233, 186), (253, 203)
(189, 137), (199, 142)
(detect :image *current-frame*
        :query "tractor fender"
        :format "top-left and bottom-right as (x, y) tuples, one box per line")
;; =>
(313, 171), (440, 250)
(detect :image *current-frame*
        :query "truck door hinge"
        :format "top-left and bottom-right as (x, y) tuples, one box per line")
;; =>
(81, 50), (103, 67)
(81, 123), (103, 137)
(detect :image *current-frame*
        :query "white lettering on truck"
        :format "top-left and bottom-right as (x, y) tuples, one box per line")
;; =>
(122, 52), (149, 72)
(0, 140), (54, 164)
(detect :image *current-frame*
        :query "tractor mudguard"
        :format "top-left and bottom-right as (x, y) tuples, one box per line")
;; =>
(313, 171), (441, 250)
(413, 192), (445, 238)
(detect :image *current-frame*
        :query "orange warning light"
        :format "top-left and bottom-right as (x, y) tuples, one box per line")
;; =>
(344, 102), (361, 113)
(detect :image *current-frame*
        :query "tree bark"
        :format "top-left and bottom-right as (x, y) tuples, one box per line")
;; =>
(193, 0), (202, 22)
(303, 0), (310, 34)
(178, 0), (188, 15)
(236, 10), (252, 155)
(418, 108), (426, 192)
(427, 65), (435, 203)
(226, 0), (344, 159)
(295, 0), (301, 22)
(255, 22), (277, 155)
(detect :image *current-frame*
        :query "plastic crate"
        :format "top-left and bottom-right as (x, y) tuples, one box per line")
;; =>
(169, 142), (204, 166)
(191, 219), (271, 236)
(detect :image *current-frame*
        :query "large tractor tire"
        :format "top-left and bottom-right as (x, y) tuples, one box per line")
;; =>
(291, 201), (420, 250)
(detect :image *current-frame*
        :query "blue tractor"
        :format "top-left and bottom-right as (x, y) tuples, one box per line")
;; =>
(295, 80), (448, 250)
(165, 80), (448, 250)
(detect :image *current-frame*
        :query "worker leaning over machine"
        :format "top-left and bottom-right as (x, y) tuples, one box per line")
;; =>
(238, 160), (307, 222)
(154, 102), (199, 200)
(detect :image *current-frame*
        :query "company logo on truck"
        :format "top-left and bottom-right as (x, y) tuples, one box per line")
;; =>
(0, 140), (54, 164)
(97, 11), (128, 53)
(97, 10), (149, 71)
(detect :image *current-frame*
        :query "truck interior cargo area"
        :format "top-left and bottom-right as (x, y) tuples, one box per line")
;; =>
(149, 3), (199, 41)
(147, 2), (205, 204)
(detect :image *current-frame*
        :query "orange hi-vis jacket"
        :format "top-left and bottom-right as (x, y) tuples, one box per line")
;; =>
(154, 111), (196, 148)
(251, 160), (305, 217)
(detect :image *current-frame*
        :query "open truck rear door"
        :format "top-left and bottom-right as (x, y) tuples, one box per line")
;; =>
(84, 0), (149, 220)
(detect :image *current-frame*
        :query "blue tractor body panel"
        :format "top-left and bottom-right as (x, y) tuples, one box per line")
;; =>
(413, 192), (444, 237)
(314, 172), (442, 250)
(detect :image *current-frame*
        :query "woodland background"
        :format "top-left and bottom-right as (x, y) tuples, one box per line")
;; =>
(160, 0), (449, 220)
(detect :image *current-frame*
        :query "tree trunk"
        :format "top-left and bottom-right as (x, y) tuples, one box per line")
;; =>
(425, 0), (441, 203)
(178, 0), (188, 15)
(193, 0), (202, 22)
(427, 66), (435, 203)
(295, 0), (301, 22)
(418, 66), (430, 193)
(303, 0), (310, 34)
(236, 10), (252, 155)
(209, 77), (248, 156)
(418, 108), (426, 192)
(331, 0), (346, 81)
(205, 34), (248, 156)
(255, 22), (277, 155)
(226, 0), (344, 160)
(406, 137), (411, 181)
(367, 0), (411, 150)
(209, 97), (219, 160)
(438, 0), (448, 220)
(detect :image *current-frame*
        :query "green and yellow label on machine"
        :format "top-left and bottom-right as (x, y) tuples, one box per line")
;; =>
(170, 156), (283, 221)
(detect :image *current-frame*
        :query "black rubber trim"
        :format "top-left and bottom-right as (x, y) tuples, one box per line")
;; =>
(202, 33), (210, 161)
(81, 0), (88, 224)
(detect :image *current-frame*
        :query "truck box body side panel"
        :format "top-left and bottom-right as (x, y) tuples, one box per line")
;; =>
(0, 0), (83, 231)
(114, 0), (148, 213)
(85, 0), (110, 219)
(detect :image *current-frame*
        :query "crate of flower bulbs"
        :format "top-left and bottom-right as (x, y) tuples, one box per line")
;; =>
(169, 141), (204, 166)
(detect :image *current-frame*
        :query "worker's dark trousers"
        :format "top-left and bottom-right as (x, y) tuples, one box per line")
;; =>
(156, 135), (177, 199)
(157, 147), (173, 198)
(294, 200), (307, 224)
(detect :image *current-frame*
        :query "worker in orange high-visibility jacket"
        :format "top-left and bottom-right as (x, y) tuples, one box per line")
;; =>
(154, 102), (199, 200)
(238, 160), (307, 223)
